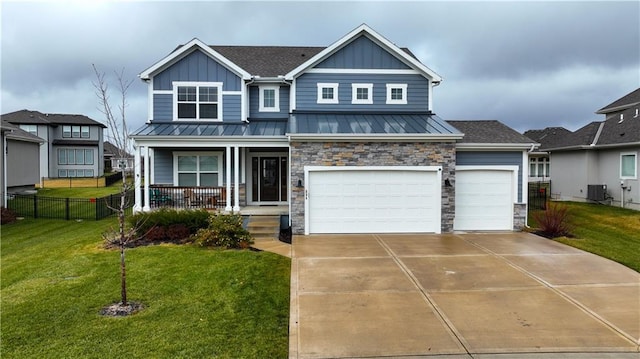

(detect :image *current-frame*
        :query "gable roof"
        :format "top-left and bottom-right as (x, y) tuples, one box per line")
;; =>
(2, 109), (106, 128)
(447, 120), (535, 147)
(284, 24), (442, 82)
(139, 38), (252, 80)
(104, 141), (133, 158)
(211, 46), (324, 78)
(596, 87), (640, 114)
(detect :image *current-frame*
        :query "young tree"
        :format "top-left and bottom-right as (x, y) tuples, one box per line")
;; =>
(93, 64), (137, 310)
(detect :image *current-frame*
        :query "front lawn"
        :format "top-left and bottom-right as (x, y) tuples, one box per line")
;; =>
(37, 181), (127, 198)
(1, 218), (291, 358)
(529, 201), (640, 272)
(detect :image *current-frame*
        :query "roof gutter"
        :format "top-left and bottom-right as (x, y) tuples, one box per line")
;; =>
(456, 143), (537, 150)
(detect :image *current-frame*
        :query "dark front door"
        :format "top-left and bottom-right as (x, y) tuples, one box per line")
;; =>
(252, 155), (287, 203)
(260, 157), (279, 201)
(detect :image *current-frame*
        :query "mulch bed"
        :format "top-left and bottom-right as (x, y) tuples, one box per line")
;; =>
(100, 302), (144, 317)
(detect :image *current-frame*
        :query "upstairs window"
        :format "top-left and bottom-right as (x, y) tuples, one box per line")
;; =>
(62, 125), (90, 138)
(259, 86), (280, 112)
(19, 124), (37, 135)
(621, 152), (637, 179)
(351, 83), (373, 104)
(386, 84), (408, 104)
(317, 83), (339, 104)
(174, 82), (222, 121)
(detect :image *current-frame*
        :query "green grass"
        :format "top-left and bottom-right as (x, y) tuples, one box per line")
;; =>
(37, 181), (127, 198)
(1, 218), (291, 358)
(529, 202), (640, 272)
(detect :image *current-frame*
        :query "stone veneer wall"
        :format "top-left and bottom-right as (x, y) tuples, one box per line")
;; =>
(290, 141), (456, 235)
(513, 203), (527, 230)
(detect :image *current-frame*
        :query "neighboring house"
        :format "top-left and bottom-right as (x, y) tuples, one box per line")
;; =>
(131, 24), (535, 234)
(103, 141), (134, 172)
(1, 110), (106, 180)
(1, 119), (43, 206)
(532, 88), (640, 210)
(523, 127), (572, 182)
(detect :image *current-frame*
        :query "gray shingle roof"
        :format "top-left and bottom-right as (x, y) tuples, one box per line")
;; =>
(596, 87), (640, 114)
(447, 120), (534, 144)
(524, 127), (572, 149)
(594, 107), (640, 145)
(195, 45), (417, 77)
(2, 109), (106, 127)
(104, 141), (133, 158)
(0, 119), (44, 143)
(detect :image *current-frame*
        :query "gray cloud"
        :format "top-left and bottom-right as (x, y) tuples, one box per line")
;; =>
(2, 1), (638, 136)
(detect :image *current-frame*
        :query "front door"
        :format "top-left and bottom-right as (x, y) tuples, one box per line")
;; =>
(252, 155), (287, 203)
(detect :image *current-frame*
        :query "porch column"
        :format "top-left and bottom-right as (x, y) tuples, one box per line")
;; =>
(133, 145), (142, 213)
(143, 146), (150, 212)
(225, 145), (232, 211)
(233, 145), (240, 211)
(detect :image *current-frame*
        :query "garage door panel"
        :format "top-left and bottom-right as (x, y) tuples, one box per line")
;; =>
(308, 170), (440, 234)
(454, 170), (513, 231)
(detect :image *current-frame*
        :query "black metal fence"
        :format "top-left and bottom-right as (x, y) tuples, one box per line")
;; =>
(7, 190), (135, 220)
(104, 172), (123, 187)
(528, 181), (551, 210)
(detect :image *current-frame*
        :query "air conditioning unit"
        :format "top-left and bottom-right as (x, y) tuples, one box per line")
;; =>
(587, 184), (606, 201)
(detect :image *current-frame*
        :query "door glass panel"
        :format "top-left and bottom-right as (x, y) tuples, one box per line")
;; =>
(252, 157), (258, 202)
(280, 157), (287, 201)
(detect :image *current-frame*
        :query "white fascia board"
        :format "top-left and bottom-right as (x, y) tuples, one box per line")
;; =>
(284, 24), (443, 82)
(595, 101), (640, 114)
(139, 38), (251, 81)
(287, 133), (462, 142)
(132, 138), (289, 148)
(455, 143), (536, 150)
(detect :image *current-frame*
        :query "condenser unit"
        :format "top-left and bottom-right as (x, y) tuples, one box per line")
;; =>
(587, 184), (606, 201)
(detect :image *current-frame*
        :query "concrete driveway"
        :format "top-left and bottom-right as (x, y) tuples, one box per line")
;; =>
(288, 232), (639, 358)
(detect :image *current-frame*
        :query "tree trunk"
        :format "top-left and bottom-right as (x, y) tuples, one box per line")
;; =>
(119, 170), (127, 305)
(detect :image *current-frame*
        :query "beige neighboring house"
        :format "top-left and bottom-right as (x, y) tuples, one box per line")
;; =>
(1, 119), (44, 207)
(527, 88), (640, 210)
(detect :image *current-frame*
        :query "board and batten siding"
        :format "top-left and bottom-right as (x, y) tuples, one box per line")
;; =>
(456, 151), (524, 202)
(315, 36), (411, 69)
(248, 86), (290, 119)
(295, 73), (429, 112)
(152, 50), (242, 91)
(153, 149), (173, 184)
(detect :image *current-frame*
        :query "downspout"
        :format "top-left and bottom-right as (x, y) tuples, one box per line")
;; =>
(243, 77), (256, 123)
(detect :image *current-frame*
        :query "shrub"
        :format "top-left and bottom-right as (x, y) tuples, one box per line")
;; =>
(532, 201), (573, 238)
(1, 207), (17, 225)
(128, 208), (210, 242)
(166, 224), (191, 242)
(193, 213), (253, 249)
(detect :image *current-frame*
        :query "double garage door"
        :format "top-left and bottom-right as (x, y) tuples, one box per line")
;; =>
(306, 168), (441, 234)
(305, 166), (516, 234)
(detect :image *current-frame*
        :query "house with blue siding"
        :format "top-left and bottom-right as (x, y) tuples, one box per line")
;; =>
(131, 24), (535, 234)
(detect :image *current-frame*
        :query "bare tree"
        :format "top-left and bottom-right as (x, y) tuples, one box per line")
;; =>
(93, 64), (137, 308)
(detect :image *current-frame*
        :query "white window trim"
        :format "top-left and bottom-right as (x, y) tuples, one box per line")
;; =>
(529, 157), (550, 178)
(317, 83), (339, 104)
(351, 83), (373, 104)
(172, 151), (223, 186)
(620, 152), (637, 179)
(172, 81), (223, 121)
(258, 85), (280, 112)
(386, 83), (408, 104)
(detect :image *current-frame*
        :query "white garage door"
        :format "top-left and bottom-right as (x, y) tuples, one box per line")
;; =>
(454, 169), (514, 231)
(307, 168), (441, 234)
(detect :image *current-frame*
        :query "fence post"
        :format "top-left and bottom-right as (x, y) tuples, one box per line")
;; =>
(66, 197), (70, 220)
(33, 196), (38, 218)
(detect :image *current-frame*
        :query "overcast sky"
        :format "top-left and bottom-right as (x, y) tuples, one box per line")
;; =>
(1, 1), (638, 136)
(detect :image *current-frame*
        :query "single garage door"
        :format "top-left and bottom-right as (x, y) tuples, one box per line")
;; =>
(454, 169), (514, 231)
(307, 168), (441, 234)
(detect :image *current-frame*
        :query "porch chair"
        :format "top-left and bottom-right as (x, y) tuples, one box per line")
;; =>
(150, 188), (173, 206)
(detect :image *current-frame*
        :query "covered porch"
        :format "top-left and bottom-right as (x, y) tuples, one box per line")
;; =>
(130, 120), (290, 214)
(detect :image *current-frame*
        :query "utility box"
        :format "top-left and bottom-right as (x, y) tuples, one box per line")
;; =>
(587, 184), (606, 201)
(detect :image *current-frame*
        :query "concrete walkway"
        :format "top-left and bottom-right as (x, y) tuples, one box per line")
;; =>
(289, 232), (640, 358)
